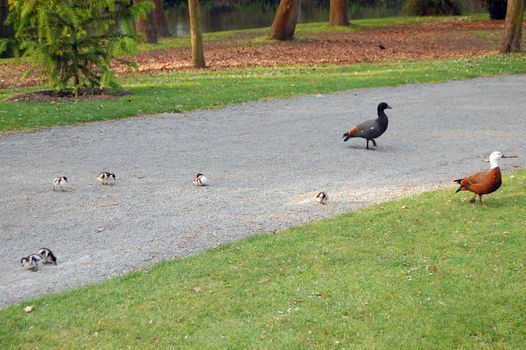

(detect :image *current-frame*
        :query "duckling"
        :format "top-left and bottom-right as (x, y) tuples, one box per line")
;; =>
(97, 172), (116, 186)
(37, 248), (57, 265)
(193, 173), (209, 186)
(315, 191), (329, 204)
(21, 254), (42, 272)
(52, 176), (68, 191)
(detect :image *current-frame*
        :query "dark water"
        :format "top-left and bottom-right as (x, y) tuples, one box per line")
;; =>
(165, 0), (485, 36)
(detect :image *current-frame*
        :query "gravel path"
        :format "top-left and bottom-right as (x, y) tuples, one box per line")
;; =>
(1, 75), (525, 308)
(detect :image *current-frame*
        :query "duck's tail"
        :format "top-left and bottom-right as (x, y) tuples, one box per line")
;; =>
(342, 128), (359, 142)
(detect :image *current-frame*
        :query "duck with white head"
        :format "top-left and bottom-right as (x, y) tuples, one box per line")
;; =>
(454, 151), (518, 205)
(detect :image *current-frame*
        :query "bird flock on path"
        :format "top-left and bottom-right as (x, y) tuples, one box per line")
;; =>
(20, 102), (519, 271)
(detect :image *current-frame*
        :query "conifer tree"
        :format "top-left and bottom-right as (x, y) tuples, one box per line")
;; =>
(5, 0), (152, 95)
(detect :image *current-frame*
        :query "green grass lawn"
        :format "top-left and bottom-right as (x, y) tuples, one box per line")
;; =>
(1, 171), (525, 349)
(1, 54), (525, 133)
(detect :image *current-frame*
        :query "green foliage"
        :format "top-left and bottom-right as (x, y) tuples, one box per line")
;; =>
(485, 0), (508, 19)
(402, 0), (464, 16)
(6, 0), (153, 95)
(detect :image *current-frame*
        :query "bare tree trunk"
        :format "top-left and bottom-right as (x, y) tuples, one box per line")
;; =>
(501, 0), (524, 52)
(134, 0), (158, 44)
(268, 0), (302, 41)
(153, 0), (170, 37)
(188, 0), (205, 68)
(0, 0), (14, 57)
(329, 0), (349, 26)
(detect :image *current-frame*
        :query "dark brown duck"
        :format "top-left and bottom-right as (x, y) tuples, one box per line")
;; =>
(343, 102), (391, 149)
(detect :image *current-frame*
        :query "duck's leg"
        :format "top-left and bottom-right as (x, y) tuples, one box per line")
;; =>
(479, 196), (484, 206)
(372, 139), (377, 147)
(366, 139), (370, 149)
(469, 194), (476, 203)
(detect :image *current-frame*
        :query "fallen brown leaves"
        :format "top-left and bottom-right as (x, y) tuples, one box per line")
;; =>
(126, 20), (506, 74)
(0, 20), (514, 89)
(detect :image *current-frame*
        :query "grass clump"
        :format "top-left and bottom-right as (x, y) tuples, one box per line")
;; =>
(1, 171), (525, 348)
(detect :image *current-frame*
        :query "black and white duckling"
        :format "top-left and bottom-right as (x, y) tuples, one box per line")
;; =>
(52, 176), (68, 191)
(37, 248), (57, 265)
(97, 172), (116, 186)
(21, 254), (42, 272)
(315, 191), (329, 204)
(193, 173), (209, 186)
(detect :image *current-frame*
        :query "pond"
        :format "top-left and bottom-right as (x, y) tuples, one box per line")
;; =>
(164, 0), (485, 36)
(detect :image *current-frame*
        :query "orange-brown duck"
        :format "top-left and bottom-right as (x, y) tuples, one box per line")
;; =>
(454, 151), (517, 205)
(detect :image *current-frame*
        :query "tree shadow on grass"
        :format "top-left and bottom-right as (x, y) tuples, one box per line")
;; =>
(5, 89), (132, 103)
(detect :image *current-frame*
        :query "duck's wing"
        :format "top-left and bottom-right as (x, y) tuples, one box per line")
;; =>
(344, 119), (376, 138)
(456, 170), (489, 192)
(357, 118), (388, 139)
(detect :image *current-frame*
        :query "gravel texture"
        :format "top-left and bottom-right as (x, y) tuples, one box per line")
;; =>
(1, 75), (525, 308)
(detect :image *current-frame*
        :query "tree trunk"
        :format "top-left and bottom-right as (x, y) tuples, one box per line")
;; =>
(329, 0), (349, 26)
(134, 0), (158, 44)
(153, 0), (170, 37)
(268, 0), (302, 41)
(501, 0), (524, 52)
(112, 0), (124, 34)
(0, 0), (14, 58)
(188, 0), (205, 68)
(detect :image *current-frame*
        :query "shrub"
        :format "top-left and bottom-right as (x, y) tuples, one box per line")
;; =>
(402, 0), (464, 16)
(485, 0), (507, 20)
(4, 0), (152, 95)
